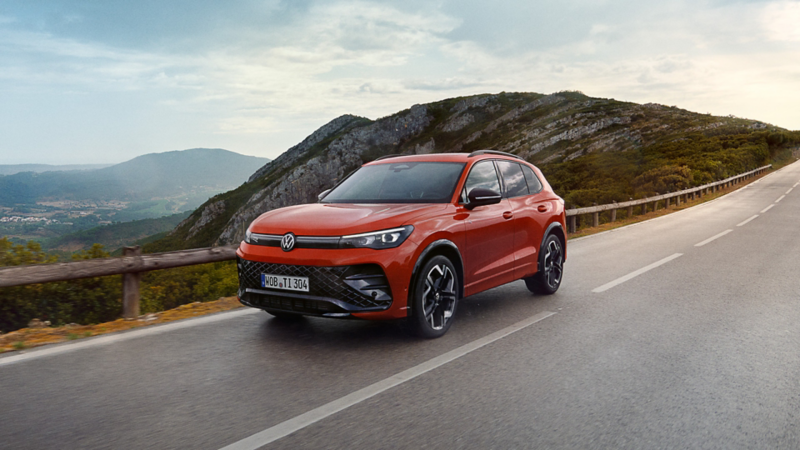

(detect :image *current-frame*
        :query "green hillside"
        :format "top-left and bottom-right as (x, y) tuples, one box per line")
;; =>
(43, 211), (191, 252)
(145, 91), (800, 253)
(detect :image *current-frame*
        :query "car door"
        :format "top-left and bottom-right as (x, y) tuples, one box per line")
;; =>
(461, 160), (516, 296)
(495, 160), (548, 280)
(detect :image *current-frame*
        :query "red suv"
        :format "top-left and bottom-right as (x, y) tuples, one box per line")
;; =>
(236, 150), (566, 338)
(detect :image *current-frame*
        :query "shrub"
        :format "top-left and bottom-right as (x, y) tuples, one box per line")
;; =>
(0, 238), (237, 333)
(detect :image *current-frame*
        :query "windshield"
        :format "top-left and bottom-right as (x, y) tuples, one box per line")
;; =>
(322, 162), (466, 203)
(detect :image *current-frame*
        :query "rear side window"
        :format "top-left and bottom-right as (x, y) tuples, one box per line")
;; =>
(464, 161), (501, 196)
(496, 161), (528, 198)
(522, 165), (543, 193)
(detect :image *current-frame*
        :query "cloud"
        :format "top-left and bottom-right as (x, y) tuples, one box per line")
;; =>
(2, 0), (800, 165)
(403, 78), (485, 91)
(762, 1), (800, 42)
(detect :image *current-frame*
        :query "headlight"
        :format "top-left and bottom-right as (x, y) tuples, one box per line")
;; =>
(244, 229), (252, 244)
(340, 226), (414, 249)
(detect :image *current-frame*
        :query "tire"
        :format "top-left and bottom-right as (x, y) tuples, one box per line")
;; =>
(264, 309), (304, 321)
(408, 255), (460, 339)
(524, 234), (564, 295)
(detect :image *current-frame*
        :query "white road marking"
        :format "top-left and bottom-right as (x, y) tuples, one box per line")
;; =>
(795, 182), (799, 187)
(787, 188), (794, 194)
(592, 253), (683, 293)
(761, 204), (775, 213)
(219, 311), (557, 450)
(0, 308), (261, 368)
(737, 215), (759, 227)
(775, 195), (786, 203)
(695, 229), (733, 247)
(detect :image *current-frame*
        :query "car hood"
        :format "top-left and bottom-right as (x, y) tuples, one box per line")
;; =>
(249, 203), (447, 236)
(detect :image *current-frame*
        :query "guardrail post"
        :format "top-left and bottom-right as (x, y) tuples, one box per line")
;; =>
(641, 203), (647, 214)
(568, 215), (576, 233)
(628, 205), (633, 217)
(592, 212), (599, 227)
(122, 246), (142, 319)
(610, 209), (617, 222)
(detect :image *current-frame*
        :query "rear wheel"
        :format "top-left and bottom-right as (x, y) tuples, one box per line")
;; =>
(524, 234), (563, 295)
(409, 256), (459, 338)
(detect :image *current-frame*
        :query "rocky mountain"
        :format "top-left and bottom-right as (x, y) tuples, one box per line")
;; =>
(147, 91), (798, 252)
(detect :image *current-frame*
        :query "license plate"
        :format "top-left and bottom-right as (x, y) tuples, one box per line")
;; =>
(261, 273), (309, 292)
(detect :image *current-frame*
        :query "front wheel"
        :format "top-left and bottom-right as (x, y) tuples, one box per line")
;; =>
(409, 256), (460, 339)
(524, 234), (564, 295)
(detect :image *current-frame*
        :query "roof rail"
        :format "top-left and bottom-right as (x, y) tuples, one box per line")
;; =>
(467, 150), (523, 160)
(373, 154), (405, 162)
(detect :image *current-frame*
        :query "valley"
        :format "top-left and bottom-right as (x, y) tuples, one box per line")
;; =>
(0, 148), (270, 251)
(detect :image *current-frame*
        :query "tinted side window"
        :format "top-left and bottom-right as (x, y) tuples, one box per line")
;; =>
(464, 161), (501, 197)
(496, 161), (528, 198)
(522, 165), (543, 193)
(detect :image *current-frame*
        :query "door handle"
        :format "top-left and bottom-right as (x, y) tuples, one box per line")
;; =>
(503, 211), (514, 220)
(537, 205), (548, 213)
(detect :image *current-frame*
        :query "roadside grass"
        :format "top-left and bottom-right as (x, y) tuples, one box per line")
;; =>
(0, 296), (242, 354)
(567, 166), (778, 239)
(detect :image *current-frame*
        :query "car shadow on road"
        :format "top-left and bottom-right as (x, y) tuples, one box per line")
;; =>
(253, 281), (557, 350)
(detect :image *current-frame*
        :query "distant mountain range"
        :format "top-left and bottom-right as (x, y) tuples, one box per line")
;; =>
(146, 91), (799, 252)
(0, 148), (270, 205)
(0, 164), (112, 176)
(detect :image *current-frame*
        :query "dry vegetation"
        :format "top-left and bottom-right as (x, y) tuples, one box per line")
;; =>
(0, 296), (242, 353)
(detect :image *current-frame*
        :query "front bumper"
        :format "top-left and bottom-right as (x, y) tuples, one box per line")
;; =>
(236, 241), (417, 320)
(237, 258), (392, 316)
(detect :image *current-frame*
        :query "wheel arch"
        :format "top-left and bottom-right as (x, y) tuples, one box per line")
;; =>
(408, 239), (465, 315)
(539, 222), (567, 272)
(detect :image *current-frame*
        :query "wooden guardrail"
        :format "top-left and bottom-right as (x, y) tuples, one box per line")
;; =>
(0, 163), (773, 320)
(565, 164), (772, 233)
(0, 245), (237, 319)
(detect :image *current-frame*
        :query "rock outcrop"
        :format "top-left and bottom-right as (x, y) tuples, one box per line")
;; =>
(216, 105), (432, 244)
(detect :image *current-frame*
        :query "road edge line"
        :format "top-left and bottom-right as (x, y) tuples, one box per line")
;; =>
(0, 308), (261, 367)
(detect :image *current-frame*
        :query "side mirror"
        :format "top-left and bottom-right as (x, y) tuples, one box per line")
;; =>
(466, 188), (502, 209)
(318, 189), (331, 201)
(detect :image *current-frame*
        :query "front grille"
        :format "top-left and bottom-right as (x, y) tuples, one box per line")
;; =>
(237, 258), (392, 312)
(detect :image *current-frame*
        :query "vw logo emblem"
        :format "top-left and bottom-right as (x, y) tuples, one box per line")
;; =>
(281, 232), (296, 252)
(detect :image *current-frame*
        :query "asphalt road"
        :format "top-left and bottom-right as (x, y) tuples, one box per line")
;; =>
(3, 160), (800, 449)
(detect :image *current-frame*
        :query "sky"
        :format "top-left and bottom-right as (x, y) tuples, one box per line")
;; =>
(1, 0), (799, 165)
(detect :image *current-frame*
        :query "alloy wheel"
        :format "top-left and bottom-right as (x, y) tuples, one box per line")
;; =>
(422, 263), (457, 330)
(542, 239), (563, 289)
